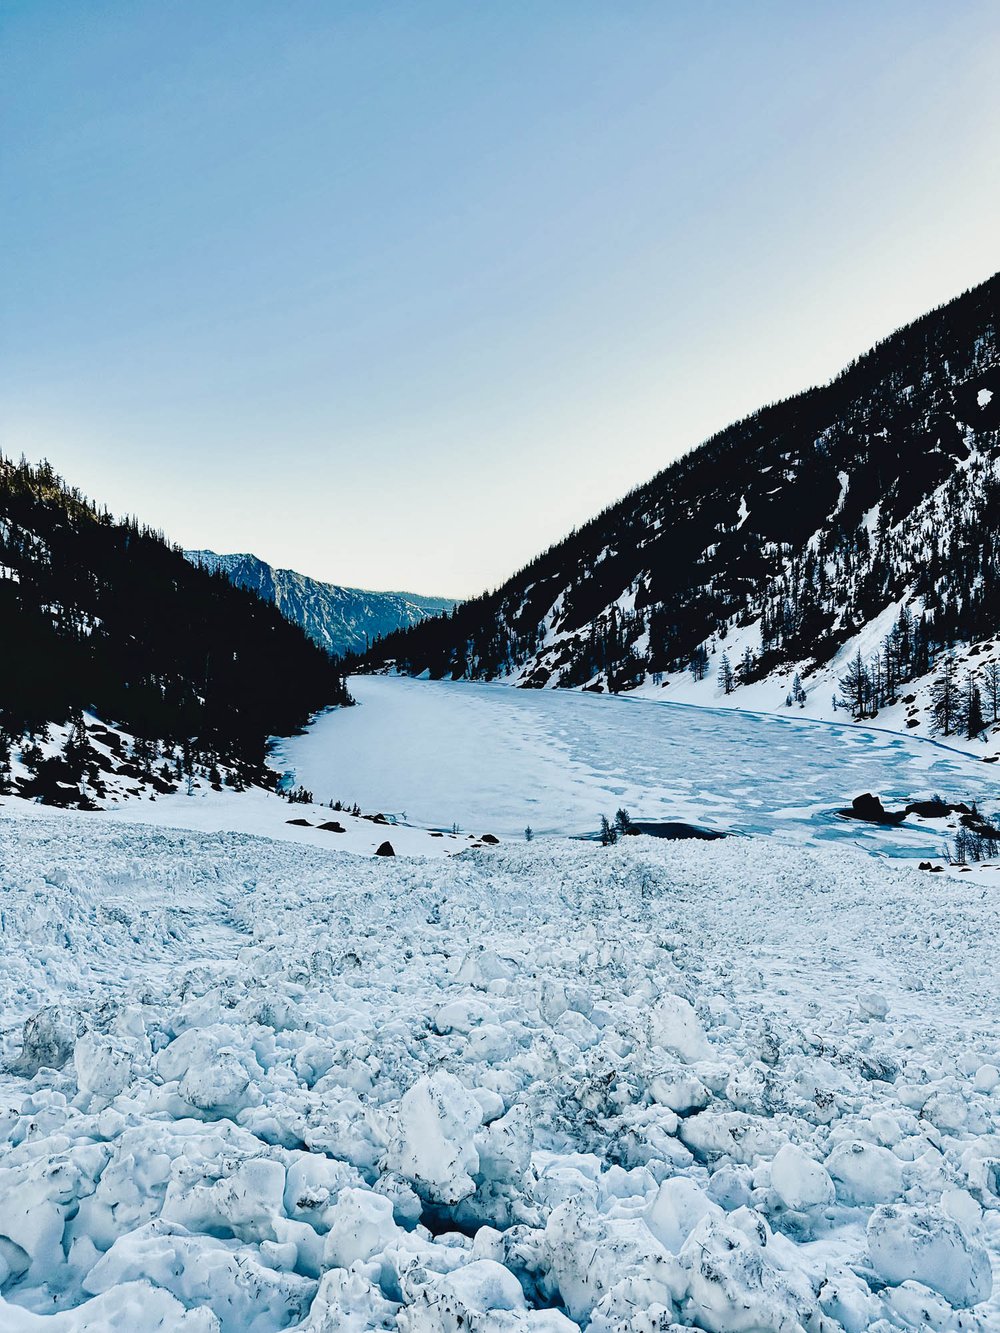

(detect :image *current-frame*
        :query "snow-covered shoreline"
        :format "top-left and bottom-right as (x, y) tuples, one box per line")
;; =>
(1, 816), (998, 1328)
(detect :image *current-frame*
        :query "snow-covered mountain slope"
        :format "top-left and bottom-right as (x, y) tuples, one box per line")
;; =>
(364, 272), (1000, 754)
(185, 549), (458, 657)
(1, 815), (997, 1329)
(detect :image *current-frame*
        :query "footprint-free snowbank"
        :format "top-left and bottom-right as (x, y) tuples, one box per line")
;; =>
(0, 812), (997, 1329)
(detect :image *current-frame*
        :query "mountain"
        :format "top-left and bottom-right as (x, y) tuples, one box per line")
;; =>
(361, 272), (1000, 748)
(0, 457), (349, 801)
(184, 550), (458, 657)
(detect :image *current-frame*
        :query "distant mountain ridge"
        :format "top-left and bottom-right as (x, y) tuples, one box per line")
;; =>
(185, 550), (458, 657)
(360, 271), (1000, 752)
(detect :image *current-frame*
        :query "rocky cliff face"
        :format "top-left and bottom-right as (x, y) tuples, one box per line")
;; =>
(185, 550), (457, 657)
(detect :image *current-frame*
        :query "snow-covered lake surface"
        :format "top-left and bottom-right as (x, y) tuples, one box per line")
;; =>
(277, 677), (999, 856)
(1, 815), (997, 1329)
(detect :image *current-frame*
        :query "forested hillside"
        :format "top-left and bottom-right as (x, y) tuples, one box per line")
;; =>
(360, 273), (1000, 724)
(0, 457), (349, 800)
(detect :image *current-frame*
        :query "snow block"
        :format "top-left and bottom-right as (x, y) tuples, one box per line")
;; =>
(679, 1208), (817, 1332)
(866, 1204), (992, 1309)
(769, 1143), (835, 1211)
(650, 995), (710, 1063)
(645, 1176), (720, 1253)
(825, 1139), (903, 1205)
(385, 1071), (483, 1204)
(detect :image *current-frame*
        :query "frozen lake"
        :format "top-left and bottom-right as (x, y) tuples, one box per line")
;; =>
(275, 676), (999, 856)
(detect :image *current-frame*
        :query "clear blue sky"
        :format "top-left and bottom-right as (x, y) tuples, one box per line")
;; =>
(3, 2), (998, 597)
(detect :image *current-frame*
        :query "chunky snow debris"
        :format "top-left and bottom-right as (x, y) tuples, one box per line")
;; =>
(0, 813), (997, 1329)
(867, 1204), (992, 1308)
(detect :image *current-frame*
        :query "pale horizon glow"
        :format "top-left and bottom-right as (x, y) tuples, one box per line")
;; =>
(2, 2), (999, 597)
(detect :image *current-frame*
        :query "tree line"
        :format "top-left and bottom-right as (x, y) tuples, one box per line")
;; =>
(837, 605), (998, 738)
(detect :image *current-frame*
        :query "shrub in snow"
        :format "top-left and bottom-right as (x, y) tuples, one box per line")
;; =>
(866, 1203), (992, 1309)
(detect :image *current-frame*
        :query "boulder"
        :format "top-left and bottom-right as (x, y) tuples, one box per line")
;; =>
(839, 793), (906, 826)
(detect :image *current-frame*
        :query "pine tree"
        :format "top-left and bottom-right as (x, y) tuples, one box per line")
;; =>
(982, 661), (1000, 723)
(62, 712), (89, 784)
(929, 654), (960, 735)
(0, 730), (12, 793)
(965, 674), (986, 739)
(720, 653), (734, 694)
(688, 645), (709, 681)
(839, 651), (870, 720)
(954, 827), (971, 865)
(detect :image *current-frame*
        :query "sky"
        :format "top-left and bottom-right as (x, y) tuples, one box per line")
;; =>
(2, 3), (999, 598)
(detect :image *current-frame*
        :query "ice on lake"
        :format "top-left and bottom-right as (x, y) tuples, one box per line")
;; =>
(276, 676), (998, 857)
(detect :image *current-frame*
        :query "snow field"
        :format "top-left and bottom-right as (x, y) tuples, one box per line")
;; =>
(0, 813), (998, 1329)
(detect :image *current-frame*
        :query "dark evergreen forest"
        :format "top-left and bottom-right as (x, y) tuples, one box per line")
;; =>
(0, 457), (349, 771)
(357, 272), (1000, 696)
